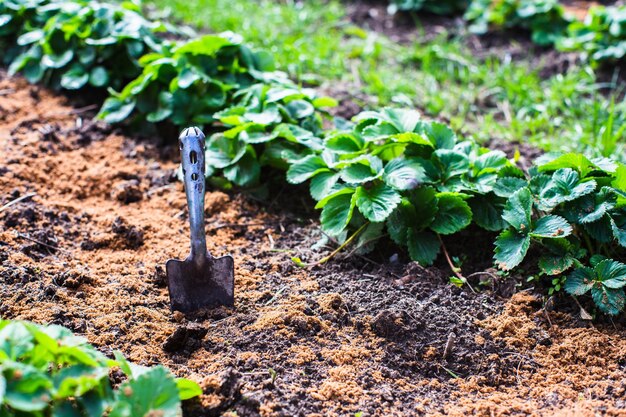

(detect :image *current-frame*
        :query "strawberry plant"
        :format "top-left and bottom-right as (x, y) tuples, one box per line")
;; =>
(0, 319), (201, 416)
(204, 83), (335, 187)
(465, 0), (571, 46)
(493, 154), (626, 313)
(6, 0), (173, 90)
(284, 108), (517, 264)
(565, 258), (626, 315)
(388, 0), (469, 15)
(557, 5), (626, 63)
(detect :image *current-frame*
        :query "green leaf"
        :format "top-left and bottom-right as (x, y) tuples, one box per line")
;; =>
(589, 255), (607, 267)
(3, 362), (51, 412)
(408, 186), (439, 229)
(109, 366), (181, 417)
(612, 164), (626, 194)
(430, 192), (472, 235)
(0, 374), (5, 403)
(493, 177), (528, 198)
(361, 122), (398, 141)
(417, 121), (456, 149)
(309, 172), (340, 201)
(540, 168), (597, 208)
(610, 214), (626, 247)
(286, 99), (315, 119)
(407, 228), (440, 265)
(537, 153), (599, 177)
(355, 183), (401, 223)
(494, 229), (531, 271)
(325, 134), (363, 154)
(89, 66), (109, 88)
(52, 400), (83, 417)
(386, 199), (416, 245)
(23, 62), (44, 83)
(566, 260), (626, 315)
(339, 158), (382, 184)
(244, 106), (281, 125)
(41, 50), (74, 69)
(0, 14), (12, 28)
(433, 149), (470, 180)
(98, 98), (136, 124)
(381, 108), (421, 132)
(531, 215), (572, 238)
(539, 253), (575, 276)
(61, 66), (89, 90)
(177, 68), (199, 89)
(205, 134), (247, 169)
(17, 29), (44, 45)
(312, 97), (338, 108)
(567, 187), (617, 224)
(174, 34), (233, 56)
(475, 150), (508, 173)
(383, 158), (426, 190)
(320, 192), (356, 237)
(175, 378), (202, 401)
(53, 365), (108, 399)
(286, 155), (329, 184)
(469, 195), (507, 231)
(388, 131), (428, 144)
(502, 188), (532, 233)
(223, 148), (260, 187)
(314, 187), (355, 209)
(538, 239), (580, 276)
(146, 91), (174, 123)
(591, 286), (624, 315)
(594, 259), (626, 289)
(565, 267), (595, 295)
(582, 215), (614, 244)
(113, 351), (133, 378)
(0, 322), (33, 360)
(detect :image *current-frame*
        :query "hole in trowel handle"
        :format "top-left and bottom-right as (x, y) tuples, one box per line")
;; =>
(191, 173), (198, 180)
(189, 150), (198, 164)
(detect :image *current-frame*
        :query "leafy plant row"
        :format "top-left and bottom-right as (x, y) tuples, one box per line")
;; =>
(1, 0), (177, 90)
(464, 0), (570, 46)
(98, 32), (335, 136)
(389, 0), (626, 63)
(209, 106), (626, 314)
(0, 320), (202, 416)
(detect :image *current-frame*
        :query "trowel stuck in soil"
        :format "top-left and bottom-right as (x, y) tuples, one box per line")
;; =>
(166, 127), (235, 313)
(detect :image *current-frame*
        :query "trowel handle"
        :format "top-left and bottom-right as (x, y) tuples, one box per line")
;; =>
(179, 127), (208, 263)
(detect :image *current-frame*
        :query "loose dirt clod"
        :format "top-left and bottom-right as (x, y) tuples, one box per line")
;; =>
(111, 179), (143, 204)
(162, 323), (208, 354)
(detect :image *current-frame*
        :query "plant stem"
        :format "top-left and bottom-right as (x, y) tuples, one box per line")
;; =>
(437, 233), (476, 294)
(583, 232), (595, 256)
(293, 222), (370, 267)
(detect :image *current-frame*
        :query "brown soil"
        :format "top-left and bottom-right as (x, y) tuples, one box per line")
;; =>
(1, 73), (625, 416)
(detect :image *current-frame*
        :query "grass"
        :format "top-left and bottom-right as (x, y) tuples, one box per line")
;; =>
(147, 0), (626, 160)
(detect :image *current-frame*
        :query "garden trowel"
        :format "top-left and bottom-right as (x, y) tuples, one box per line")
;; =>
(166, 127), (234, 313)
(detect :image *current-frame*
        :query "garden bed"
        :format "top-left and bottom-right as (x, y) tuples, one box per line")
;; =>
(1, 72), (625, 416)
